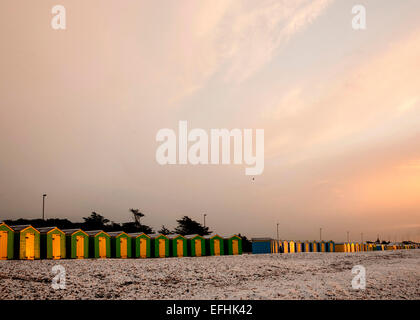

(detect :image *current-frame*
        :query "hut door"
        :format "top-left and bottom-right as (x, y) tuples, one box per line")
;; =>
(140, 238), (147, 258)
(76, 236), (84, 259)
(232, 239), (239, 255)
(0, 231), (7, 260)
(99, 237), (107, 258)
(52, 234), (61, 259)
(177, 239), (183, 257)
(214, 239), (220, 256)
(195, 239), (201, 257)
(25, 233), (35, 260)
(120, 237), (127, 258)
(159, 239), (165, 257)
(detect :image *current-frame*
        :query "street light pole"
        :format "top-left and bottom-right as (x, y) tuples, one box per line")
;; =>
(320, 228), (322, 241)
(203, 214), (207, 227)
(276, 223), (279, 241)
(42, 194), (47, 220)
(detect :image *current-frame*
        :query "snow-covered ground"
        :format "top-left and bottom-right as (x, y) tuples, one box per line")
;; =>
(0, 250), (419, 300)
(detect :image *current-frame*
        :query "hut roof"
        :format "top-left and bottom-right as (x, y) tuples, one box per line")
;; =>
(37, 227), (63, 234)
(61, 228), (88, 236)
(251, 237), (273, 242)
(127, 232), (150, 238)
(185, 234), (204, 239)
(204, 233), (223, 239)
(0, 223), (13, 232)
(85, 230), (110, 237)
(10, 225), (39, 233)
(223, 234), (241, 240)
(167, 234), (186, 239)
(108, 231), (130, 238)
(148, 233), (169, 239)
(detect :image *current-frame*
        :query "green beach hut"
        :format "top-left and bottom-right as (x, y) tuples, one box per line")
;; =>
(168, 234), (188, 257)
(205, 234), (224, 256)
(62, 229), (89, 259)
(224, 235), (242, 255)
(128, 232), (151, 258)
(150, 233), (170, 258)
(38, 227), (66, 259)
(0, 223), (14, 260)
(185, 234), (206, 257)
(10, 225), (40, 260)
(86, 230), (111, 258)
(109, 231), (132, 258)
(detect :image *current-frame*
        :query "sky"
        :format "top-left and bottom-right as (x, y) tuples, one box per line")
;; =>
(1, 0), (420, 242)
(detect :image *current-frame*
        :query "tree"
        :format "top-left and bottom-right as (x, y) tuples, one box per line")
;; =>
(173, 216), (211, 236)
(158, 225), (172, 235)
(129, 208), (145, 227)
(82, 212), (110, 230)
(238, 233), (252, 253)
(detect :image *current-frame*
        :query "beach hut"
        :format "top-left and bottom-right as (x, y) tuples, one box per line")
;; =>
(150, 234), (170, 258)
(303, 241), (311, 252)
(311, 241), (318, 252)
(185, 234), (206, 257)
(62, 229), (89, 259)
(109, 231), (132, 258)
(11, 225), (40, 260)
(204, 234), (224, 256)
(168, 234), (188, 257)
(326, 241), (335, 252)
(295, 241), (302, 253)
(289, 241), (296, 253)
(0, 223), (14, 260)
(319, 241), (327, 252)
(334, 243), (346, 252)
(128, 232), (151, 258)
(282, 240), (289, 253)
(224, 235), (242, 255)
(86, 230), (111, 258)
(38, 227), (66, 259)
(350, 243), (356, 252)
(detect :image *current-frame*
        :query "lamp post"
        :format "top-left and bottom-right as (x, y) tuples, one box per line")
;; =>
(320, 228), (322, 241)
(42, 194), (47, 220)
(276, 223), (279, 241)
(203, 214), (207, 227)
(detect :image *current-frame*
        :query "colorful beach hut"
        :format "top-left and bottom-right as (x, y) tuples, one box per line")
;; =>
(295, 241), (302, 253)
(327, 241), (335, 252)
(150, 234), (170, 258)
(303, 241), (311, 252)
(185, 234), (206, 257)
(319, 241), (327, 252)
(289, 241), (296, 253)
(109, 231), (132, 258)
(86, 230), (111, 258)
(168, 234), (188, 257)
(11, 225), (40, 260)
(62, 229), (89, 259)
(128, 232), (151, 258)
(205, 234), (224, 256)
(38, 227), (66, 259)
(312, 241), (318, 252)
(224, 235), (242, 255)
(0, 223), (14, 260)
(334, 243), (347, 252)
(282, 240), (289, 253)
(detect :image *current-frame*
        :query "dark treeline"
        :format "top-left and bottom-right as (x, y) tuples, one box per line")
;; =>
(4, 209), (252, 251)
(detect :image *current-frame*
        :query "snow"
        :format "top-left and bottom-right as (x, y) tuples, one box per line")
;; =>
(0, 250), (419, 299)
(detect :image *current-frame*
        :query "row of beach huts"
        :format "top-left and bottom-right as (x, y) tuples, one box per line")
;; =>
(251, 238), (419, 254)
(0, 223), (242, 260)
